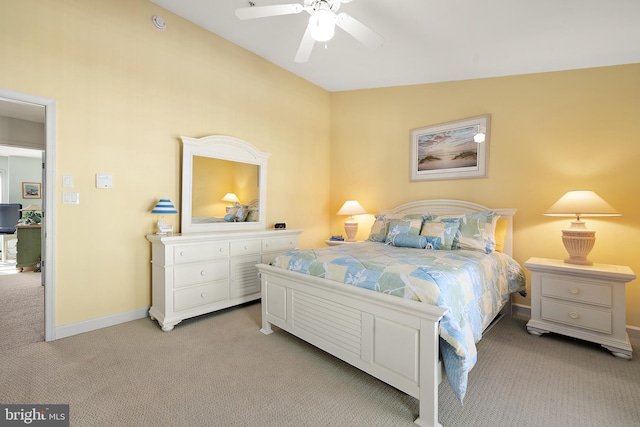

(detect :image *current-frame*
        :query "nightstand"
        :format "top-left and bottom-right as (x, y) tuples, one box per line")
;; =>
(525, 257), (636, 359)
(324, 240), (361, 246)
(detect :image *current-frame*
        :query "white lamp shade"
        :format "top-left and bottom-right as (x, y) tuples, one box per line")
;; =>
(221, 193), (240, 204)
(20, 204), (42, 212)
(337, 200), (367, 216)
(151, 199), (178, 214)
(544, 191), (620, 218)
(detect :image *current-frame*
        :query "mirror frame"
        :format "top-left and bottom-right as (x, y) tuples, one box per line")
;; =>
(181, 135), (270, 233)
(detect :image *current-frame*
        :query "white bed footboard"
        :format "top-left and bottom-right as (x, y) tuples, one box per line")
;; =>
(257, 263), (447, 427)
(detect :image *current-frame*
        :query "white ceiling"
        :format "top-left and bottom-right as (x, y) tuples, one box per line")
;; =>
(0, 99), (44, 158)
(149, 0), (640, 92)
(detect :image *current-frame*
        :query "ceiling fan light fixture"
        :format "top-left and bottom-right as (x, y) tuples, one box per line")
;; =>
(309, 9), (336, 42)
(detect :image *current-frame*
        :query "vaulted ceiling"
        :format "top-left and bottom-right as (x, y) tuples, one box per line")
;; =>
(149, 0), (640, 91)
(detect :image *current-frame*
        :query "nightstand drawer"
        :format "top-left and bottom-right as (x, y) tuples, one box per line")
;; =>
(174, 260), (229, 288)
(541, 276), (611, 307)
(174, 280), (229, 311)
(541, 299), (612, 334)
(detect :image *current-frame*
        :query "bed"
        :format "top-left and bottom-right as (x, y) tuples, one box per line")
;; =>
(256, 200), (526, 427)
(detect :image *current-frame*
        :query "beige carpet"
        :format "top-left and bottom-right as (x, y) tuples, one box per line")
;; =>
(0, 301), (639, 426)
(0, 270), (43, 351)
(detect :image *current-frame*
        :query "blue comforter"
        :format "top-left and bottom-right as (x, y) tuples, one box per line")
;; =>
(272, 241), (526, 401)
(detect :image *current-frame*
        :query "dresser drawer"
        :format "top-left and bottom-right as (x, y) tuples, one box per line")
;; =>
(230, 239), (262, 256)
(174, 260), (229, 289)
(541, 299), (612, 334)
(541, 275), (611, 307)
(174, 242), (229, 264)
(174, 280), (229, 311)
(262, 236), (298, 253)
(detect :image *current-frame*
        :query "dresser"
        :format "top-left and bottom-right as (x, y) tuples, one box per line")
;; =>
(16, 224), (42, 272)
(525, 257), (636, 359)
(147, 229), (301, 331)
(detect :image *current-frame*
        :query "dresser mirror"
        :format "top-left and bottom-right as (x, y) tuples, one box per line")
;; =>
(181, 135), (270, 233)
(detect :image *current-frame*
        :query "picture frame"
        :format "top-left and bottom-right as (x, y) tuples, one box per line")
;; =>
(410, 114), (490, 181)
(22, 182), (41, 199)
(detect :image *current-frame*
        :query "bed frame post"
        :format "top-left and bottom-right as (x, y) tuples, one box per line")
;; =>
(415, 318), (443, 427)
(259, 274), (273, 335)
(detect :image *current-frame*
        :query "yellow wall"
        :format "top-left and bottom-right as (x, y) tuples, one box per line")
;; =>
(2, 1), (639, 331)
(0, 0), (330, 326)
(330, 64), (640, 328)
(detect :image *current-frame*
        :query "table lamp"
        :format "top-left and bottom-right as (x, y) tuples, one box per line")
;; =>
(337, 200), (367, 242)
(544, 190), (620, 265)
(151, 198), (178, 235)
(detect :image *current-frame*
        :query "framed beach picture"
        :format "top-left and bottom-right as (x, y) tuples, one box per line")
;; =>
(22, 182), (42, 199)
(410, 115), (490, 181)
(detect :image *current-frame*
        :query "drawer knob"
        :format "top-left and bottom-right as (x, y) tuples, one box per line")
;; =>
(569, 311), (580, 320)
(569, 286), (580, 295)
(179, 251), (185, 257)
(201, 292), (207, 298)
(200, 270), (207, 276)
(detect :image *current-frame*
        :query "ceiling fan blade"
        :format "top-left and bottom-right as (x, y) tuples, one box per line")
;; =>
(294, 23), (315, 63)
(335, 12), (384, 50)
(235, 4), (304, 20)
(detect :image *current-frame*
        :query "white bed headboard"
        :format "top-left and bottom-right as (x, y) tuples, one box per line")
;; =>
(380, 199), (517, 256)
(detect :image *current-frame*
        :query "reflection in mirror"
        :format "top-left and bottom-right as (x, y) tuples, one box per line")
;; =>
(192, 157), (259, 219)
(181, 135), (270, 233)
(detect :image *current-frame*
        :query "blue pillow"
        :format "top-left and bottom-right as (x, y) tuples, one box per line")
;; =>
(388, 233), (428, 249)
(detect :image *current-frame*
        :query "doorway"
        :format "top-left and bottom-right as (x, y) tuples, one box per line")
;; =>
(0, 88), (56, 342)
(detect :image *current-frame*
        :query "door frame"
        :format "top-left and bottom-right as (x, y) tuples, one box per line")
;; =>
(0, 87), (57, 341)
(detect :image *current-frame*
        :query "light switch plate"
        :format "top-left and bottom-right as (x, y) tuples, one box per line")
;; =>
(62, 175), (73, 188)
(62, 192), (79, 204)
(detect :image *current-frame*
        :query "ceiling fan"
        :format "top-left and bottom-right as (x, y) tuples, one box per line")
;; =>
(235, 0), (384, 63)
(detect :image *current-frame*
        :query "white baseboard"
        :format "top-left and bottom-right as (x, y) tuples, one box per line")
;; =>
(510, 303), (640, 341)
(53, 307), (150, 340)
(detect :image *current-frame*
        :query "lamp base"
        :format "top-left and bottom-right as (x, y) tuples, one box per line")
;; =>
(344, 220), (358, 242)
(156, 220), (173, 235)
(561, 228), (595, 266)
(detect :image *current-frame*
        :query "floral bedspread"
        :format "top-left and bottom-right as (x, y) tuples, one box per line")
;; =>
(272, 241), (526, 401)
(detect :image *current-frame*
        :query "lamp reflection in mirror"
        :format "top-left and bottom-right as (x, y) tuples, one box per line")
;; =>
(151, 198), (178, 235)
(221, 193), (240, 213)
(544, 190), (620, 265)
(337, 200), (367, 242)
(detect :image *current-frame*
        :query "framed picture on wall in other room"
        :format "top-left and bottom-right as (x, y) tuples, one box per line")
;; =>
(22, 182), (41, 199)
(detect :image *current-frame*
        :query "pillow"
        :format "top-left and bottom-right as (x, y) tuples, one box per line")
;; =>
(223, 204), (240, 222)
(428, 214), (464, 248)
(245, 207), (259, 222)
(367, 214), (425, 242)
(234, 205), (250, 222)
(387, 233), (428, 249)
(494, 218), (508, 252)
(457, 211), (499, 253)
(367, 214), (388, 242)
(384, 218), (422, 244)
(420, 220), (461, 250)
